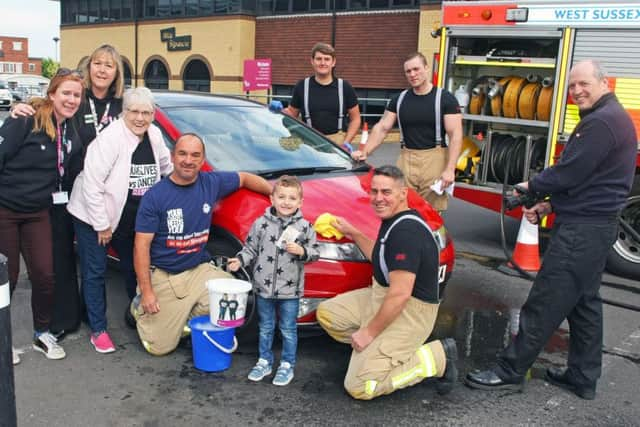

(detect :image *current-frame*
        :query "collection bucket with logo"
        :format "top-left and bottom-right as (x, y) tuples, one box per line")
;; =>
(188, 315), (238, 372)
(207, 278), (252, 328)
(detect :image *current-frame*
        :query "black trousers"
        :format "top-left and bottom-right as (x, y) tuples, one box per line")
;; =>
(496, 220), (617, 387)
(50, 204), (82, 333)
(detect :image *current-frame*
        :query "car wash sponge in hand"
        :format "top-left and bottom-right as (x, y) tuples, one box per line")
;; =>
(313, 213), (344, 240)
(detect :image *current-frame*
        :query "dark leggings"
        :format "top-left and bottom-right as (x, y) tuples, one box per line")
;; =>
(50, 204), (82, 333)
(0, 206), (55, 332)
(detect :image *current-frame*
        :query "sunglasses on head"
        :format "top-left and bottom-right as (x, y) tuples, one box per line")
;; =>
(55, 67), (83, 78)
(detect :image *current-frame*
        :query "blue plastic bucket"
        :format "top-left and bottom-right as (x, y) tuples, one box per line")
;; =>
(188, 315), (237, 372)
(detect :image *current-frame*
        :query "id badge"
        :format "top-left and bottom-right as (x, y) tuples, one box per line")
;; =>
(52, 191), (69, 205)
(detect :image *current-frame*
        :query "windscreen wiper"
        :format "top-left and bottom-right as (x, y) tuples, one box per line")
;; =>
(351, 163), (371, 172)
(255, 166), (347, 179)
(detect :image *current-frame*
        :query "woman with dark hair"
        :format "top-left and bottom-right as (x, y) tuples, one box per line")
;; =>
(0, 69), (84, 364)
(12, 44), (126, 337)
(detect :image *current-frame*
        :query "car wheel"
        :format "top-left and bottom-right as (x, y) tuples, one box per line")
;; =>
(607, 175), (640, 280)
(206, 228), (259, 348)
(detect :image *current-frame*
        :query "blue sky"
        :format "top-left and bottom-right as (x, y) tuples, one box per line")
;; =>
(2, 0), (61, 59)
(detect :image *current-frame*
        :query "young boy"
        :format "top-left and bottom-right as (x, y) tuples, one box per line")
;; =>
(228, 175), (319, 386)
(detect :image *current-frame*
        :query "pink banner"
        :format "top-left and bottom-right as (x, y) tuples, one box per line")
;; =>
(243, 59), (272, 92)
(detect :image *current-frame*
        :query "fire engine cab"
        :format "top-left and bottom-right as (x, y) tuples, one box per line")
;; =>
(436, 0), (640, 280)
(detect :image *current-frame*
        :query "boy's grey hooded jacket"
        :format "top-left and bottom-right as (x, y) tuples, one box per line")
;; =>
(236, 207), (319, 299)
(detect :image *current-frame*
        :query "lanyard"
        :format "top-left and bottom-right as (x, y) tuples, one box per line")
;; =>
(89, 98), (111, 136)
(56, 122), (67, 187)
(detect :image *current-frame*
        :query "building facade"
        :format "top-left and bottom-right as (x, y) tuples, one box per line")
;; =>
(56, 0), (442, 117)
(0, 36), (43, 75)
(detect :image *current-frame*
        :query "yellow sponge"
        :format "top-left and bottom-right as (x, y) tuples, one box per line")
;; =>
(313, 213), (344, 240)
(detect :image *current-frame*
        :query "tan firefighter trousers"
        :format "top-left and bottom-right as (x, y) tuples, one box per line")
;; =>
(397, 146), (449, 211)
(316, 281), (447, 400)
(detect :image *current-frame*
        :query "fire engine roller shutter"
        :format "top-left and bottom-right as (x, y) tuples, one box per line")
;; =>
(572, 30), (640, 78)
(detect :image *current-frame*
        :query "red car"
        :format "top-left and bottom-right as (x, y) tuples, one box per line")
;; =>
(150, 91), (455, 333)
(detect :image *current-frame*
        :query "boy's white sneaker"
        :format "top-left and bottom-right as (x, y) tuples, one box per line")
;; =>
(248, 358), (272, 382)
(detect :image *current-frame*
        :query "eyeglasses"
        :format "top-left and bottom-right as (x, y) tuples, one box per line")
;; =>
(55, 67), (83, 78)
(127, 108), (154, 119)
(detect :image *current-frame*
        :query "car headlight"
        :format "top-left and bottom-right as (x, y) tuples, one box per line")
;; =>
(316, 242), (368, 262)
(298, 297), (329, 318)
(433, 225), (449, 251)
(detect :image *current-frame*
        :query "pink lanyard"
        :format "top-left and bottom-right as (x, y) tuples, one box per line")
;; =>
(56, 122), (67, 184)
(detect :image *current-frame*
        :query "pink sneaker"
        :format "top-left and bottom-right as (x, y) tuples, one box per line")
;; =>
(90, 331), (116, 354)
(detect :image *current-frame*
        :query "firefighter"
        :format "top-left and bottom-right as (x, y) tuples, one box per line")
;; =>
(285, 42), (361, 151)
(351, 52), (463, 212)
(316, 165), (457, 400)
(465, 60), (637, 400)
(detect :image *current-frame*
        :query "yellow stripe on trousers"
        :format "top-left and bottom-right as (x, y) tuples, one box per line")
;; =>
(365, 380), (378, 396)
(391, 344), (437, 389)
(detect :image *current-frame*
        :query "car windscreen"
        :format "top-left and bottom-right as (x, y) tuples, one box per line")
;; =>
(163, 105), (355, 175)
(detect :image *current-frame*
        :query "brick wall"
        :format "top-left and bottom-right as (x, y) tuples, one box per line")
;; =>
(0, 36), (43, 75)
(256, 11), (419, 89)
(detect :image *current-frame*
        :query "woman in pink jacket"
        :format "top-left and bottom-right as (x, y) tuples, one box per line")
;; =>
(67, 87), (172, 353)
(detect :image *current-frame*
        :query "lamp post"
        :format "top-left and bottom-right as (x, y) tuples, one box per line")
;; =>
(53, 37), (60, 62)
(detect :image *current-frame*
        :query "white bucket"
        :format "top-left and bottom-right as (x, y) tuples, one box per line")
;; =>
(206, 278), (252, 328)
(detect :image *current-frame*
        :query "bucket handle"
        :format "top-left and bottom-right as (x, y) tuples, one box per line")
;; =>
(202, 331), (238, 354)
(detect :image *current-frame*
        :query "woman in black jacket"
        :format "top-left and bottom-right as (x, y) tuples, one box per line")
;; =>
(0, 69), (84, 364)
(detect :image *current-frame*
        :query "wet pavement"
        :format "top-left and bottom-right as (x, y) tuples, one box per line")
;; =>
(5, 141), (640, 426)
(8, 250), (640, 426)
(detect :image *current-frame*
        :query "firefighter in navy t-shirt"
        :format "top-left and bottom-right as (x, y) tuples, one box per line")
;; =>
(286, 42), (361, 152)
(131, 133), (272, 356)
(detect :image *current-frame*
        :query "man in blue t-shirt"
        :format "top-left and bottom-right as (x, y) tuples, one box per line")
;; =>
(132, 133), (272, 355)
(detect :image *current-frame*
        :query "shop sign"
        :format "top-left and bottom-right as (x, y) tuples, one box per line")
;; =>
(243, 59), (272, 91)
(160, 27), (192, 51)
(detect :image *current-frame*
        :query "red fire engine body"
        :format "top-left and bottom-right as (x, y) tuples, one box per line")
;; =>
(436, 0), (640, 279)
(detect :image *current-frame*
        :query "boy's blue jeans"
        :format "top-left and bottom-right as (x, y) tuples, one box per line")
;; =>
(256, 295), (299, 367)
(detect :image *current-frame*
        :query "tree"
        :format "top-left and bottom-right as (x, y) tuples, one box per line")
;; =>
(42, 58), (59, 79)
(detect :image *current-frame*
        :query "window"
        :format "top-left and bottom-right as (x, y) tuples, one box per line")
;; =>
(356, 87), (400, 127)
(292, 0), (306, 11)
(88, 0), (100, 22)
(200, 0), (214, 14)
(13, 42), (23, 51)
(186, 0), (199, 15)
(0, 62), (22, 73)
(171, 0), (184, 15)
(146, 0), (157, 17)
(77, 0), (88, 22)
(310, 0), (326, 10)
(158, 0), (171, 16)
(110, 0), (123, 20)
(369, 0), (389, 7)
(122, 0), (133, 18)
(28, 63), (36, 72)
(0, 42), (3, 49)
(274, 0), (289, 12)
(258, 0), (274, 13)
(101, 0), (110, 20)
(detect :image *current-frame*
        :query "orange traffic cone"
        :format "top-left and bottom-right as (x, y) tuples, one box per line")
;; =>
(499, 214), (541, 276)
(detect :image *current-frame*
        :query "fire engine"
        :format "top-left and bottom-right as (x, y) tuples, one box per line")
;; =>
(435, 0), (640, 280)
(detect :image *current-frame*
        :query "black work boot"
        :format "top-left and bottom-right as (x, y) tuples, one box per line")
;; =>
(545, 367), (596, 400)
(436, 338), (458, 395)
